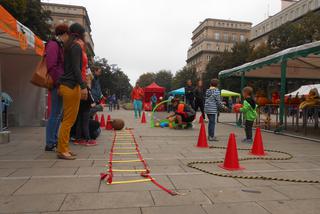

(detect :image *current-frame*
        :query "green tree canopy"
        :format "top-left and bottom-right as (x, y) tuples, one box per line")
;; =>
(171, 66), (197, 90)
(155, 70), (173, 91)
(137, 72), (155, 87)
(0, 0), (52, 40)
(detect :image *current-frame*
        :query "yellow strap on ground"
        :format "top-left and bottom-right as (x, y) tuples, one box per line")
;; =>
(107, 178), (152, 185)
(112, 152), (138, 155)
(114, 147), (137, 150)
(112, 169), (147, 172)
(109, 159), (142, 163)
(115, 143), (134, 145)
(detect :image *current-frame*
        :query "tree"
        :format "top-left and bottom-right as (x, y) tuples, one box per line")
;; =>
(137, 72), (155, 87)
(171, 66), (197, 89)
(1, 0), (52, 40)
(155, 70), (173, 91)
(94, 57), (132, 98)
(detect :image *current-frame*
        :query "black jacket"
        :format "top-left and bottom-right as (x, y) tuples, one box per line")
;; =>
(194, 87), (205, 101)
(58, 43), (86, 89)
(185, 86), (194, 101)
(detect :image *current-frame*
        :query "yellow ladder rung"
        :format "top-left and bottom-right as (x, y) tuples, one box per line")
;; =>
(107, 178), (152, 185)
(114, 147), (136, 150)
(112, 169), (147, 172)
(112, 152), (138, 155)
(109, 159), (142, 163)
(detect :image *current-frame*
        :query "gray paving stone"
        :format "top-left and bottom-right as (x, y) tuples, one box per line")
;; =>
(258, 199), (320, 214)
(150, 189), (212, 206)
(202, 202), (270, 214)
(9, 167), (77, 177)
(42, 208), (141, 214)
(0, 179), (27, 195)
(14, 177), (99, 195)
(60, 191), (153, 210)
(0, 194), (65, 213)
(271, 184), (320, 199)
(142, 205), (206, 214)
(202, 186), (289, 203)
(0, 168), (16, 177)
(0, 160), (55, 169)
(52, 160), (94, 168)
(168, 174), (243, 189)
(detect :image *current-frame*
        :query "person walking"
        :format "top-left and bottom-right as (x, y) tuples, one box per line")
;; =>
(185, 79), (195, 109)
(57, 23), (88, 160)
(45, 24), (69, 152)
(204, 79), (227, 142)
(131, 83), (144, 118)
(194, 80), (206, 121)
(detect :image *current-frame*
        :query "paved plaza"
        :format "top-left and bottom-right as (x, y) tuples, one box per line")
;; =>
(0, 110), (320, 213)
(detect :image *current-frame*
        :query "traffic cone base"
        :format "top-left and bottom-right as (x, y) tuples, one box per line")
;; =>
(196, 122), (208, 148)
(218, 164), (244, 171)
(141, 112), (147, 124)
(106, 115), (113, 130)
(250, 128), (266, 156)
(100, 114), (106, 128)
(218, 133), (244, 171)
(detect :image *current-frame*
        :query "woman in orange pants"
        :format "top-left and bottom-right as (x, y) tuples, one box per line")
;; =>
(57, 23), (88, 160)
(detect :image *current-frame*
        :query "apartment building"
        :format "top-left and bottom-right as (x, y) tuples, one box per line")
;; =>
(42, 2), (95, 56)
(250, 0), (320, 47)
(186, 18), (252, 76)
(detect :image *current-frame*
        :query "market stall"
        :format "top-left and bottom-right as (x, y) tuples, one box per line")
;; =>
(0, 5), (45, 129)
(143, 82), (166, 111)
(218, 41), (320, 138)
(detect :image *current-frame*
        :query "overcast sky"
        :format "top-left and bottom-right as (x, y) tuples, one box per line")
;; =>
(43, 0), (281, 84)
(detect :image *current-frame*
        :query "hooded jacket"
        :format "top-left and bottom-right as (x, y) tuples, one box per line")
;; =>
(240, 97), (257, 121)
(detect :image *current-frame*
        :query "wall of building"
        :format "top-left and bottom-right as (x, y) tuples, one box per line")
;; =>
(250, 0), (320, 45)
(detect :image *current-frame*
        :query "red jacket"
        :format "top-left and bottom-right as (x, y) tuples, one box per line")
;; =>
(131, 87), (144, 100)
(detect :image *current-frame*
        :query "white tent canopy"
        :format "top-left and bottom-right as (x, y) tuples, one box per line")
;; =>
(286, 84), (320, 97)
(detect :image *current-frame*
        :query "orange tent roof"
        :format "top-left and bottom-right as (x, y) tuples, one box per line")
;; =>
(144, 82), (165, 93)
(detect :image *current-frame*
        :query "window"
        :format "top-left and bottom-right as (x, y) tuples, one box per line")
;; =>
(224, 33), (228, 42)
(232, 34), (236, 42)
(240, 34), (245, 42)
(207, 43), (211, 49)
(207, 55), (212, 61)
(214, 32), (220, 41)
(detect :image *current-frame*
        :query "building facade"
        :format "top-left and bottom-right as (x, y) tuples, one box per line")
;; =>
(250, 0), (320, 47)
(186, 18), (252, 76)
(42, 2), (95, 56)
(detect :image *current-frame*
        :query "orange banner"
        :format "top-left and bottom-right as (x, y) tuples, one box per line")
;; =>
(35, 36), (45, 56)
(0, 5), (18, 39)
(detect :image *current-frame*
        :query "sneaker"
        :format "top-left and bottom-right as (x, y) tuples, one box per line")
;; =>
(74, 140), (86, 145)
(45, 145), (55, 152)
(208, 136), (214, 141)
(85, 140), (97, 146)
(246, 139), (253, 144)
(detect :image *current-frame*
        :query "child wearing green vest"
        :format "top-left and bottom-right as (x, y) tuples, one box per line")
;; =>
(240, 86), (257, 143)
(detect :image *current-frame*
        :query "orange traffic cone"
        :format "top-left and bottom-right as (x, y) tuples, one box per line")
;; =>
(141, 112), (147, 124)
(199, 115), (204, 124)
(250, 128), (266, 156)
(100, 114), (106, 128)
(94, 114), (99, 122)
(218, 133), (244, 171)
(106, 115), (113, 130)
(197, 122), (208, 148)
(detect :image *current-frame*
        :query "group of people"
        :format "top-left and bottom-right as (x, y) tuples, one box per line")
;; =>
(45, 23), (103, 160)
(182, 79), (257, 143)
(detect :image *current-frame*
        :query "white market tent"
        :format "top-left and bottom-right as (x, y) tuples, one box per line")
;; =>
(0, 5), (46, 128)
(286, 84), (320, 97)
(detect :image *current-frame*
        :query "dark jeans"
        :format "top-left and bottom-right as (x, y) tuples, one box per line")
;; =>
(46, 87), (62, 147)
(207, 114), (216, 137)
(186, 98), (195, 109)
(245, 120), (254, 140)
(194, 99), (205, 119)
(75, 107), (90, 141)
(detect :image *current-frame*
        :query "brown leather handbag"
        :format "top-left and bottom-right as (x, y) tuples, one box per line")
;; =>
(30, 56), (53, 90)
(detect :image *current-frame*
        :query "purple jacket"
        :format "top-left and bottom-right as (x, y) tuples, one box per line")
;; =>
(45, 40), (64, 86)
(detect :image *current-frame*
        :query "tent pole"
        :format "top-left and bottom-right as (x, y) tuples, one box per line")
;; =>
(279, 59), (287, 127)
(240, 72), (245, 98)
